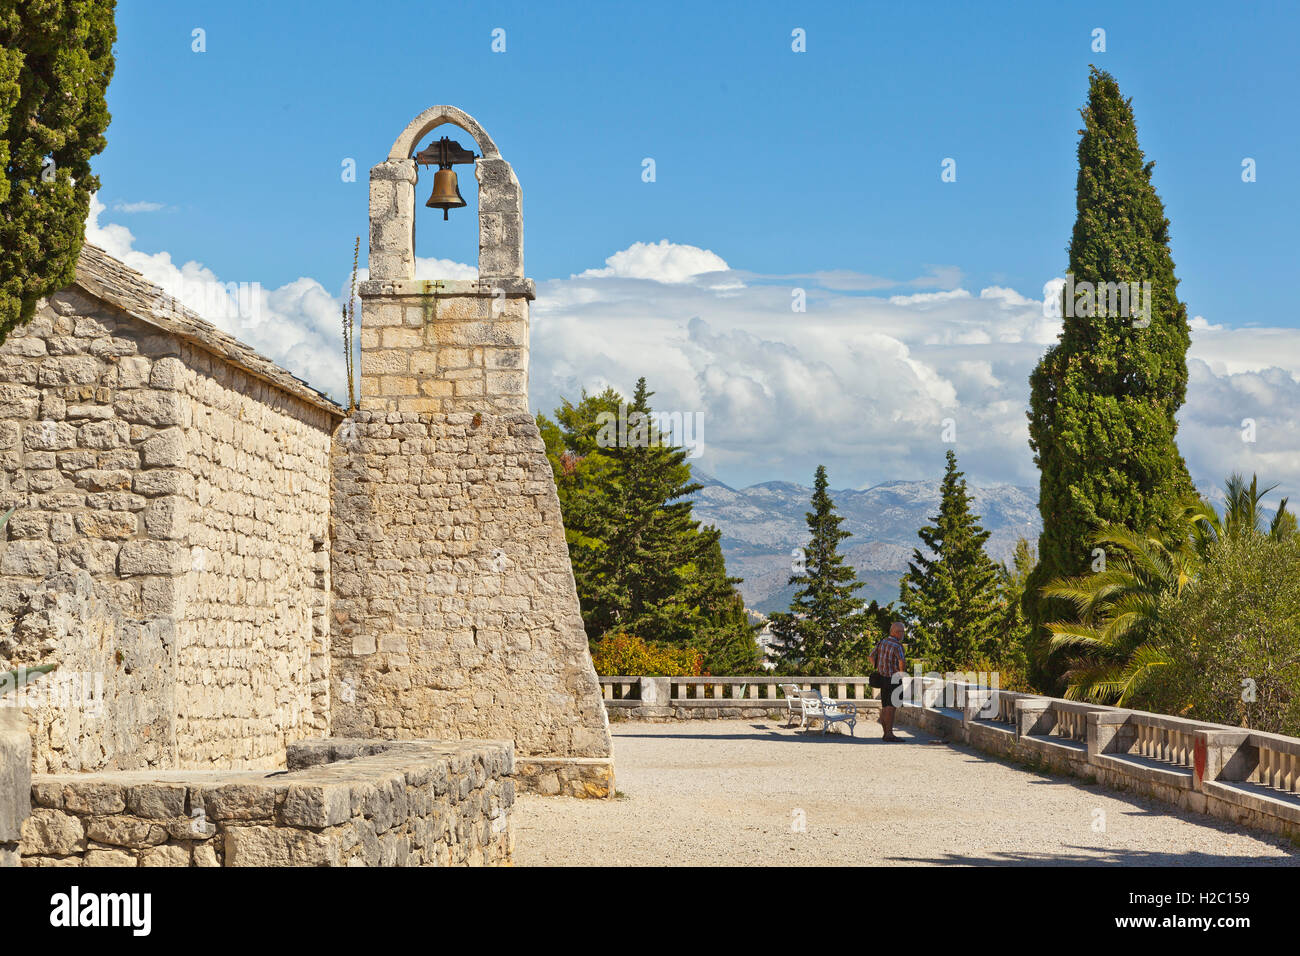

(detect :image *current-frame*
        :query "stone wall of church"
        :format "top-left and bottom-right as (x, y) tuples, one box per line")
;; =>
(0, 284), (336, 773)
(171, 340), (335, 768)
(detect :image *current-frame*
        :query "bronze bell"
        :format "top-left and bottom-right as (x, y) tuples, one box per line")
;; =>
(426, 167), (466, 220)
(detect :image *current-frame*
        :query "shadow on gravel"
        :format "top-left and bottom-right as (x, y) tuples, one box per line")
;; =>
(614, 729), (914, 745)
(932, 744), (1300, 859)
(892, 846), (1299, 866)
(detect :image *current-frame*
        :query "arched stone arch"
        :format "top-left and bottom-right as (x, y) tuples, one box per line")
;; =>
(387, 105), (501, 161)
(368, 105), (523, 281)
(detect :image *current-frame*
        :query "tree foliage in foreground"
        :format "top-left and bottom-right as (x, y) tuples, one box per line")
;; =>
(769, 465), (873, 674)
(538, 378), (759, 674)
(898, 451), (1005, 671)
(1024, 66), (1195, 691)
(0, 0), (116, 345)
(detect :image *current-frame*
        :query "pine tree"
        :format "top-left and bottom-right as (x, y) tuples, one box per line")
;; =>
(538, 378), (755, 661)
(1025, 67), (1195, 689)
(898, 451), (1003, 670)
(769, 465), (866, 673)
(0, 1), (116, 344)
(692, 536), (761, 674)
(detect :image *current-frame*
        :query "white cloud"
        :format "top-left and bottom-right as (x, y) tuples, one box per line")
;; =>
(110, 200), (168, 213)
(577, 239), (729, 283)
(77, 209), (1300, 499)
(87, 196), (358, 402)
(888, 289), (971, 306)
(534, 241), (1300, 498)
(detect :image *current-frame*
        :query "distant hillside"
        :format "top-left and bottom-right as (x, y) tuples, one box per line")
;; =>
(688, 475), (1042, 613)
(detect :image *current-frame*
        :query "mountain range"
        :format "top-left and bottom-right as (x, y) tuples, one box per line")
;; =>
(688, 474), (1042, 613)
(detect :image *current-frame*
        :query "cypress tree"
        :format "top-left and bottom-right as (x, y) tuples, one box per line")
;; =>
(0, 1), (116, 344)
(898, 451), (1003, 670)
(1025, 67), (1195, 689)
(769, 465), (866, 673)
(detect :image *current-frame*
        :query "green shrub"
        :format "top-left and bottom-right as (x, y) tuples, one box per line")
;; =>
(589, 632), (702, 677)
(1144, 534), (1300, 735)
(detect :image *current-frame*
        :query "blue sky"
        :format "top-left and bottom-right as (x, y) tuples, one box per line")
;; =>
(89, 1), (1300, 496)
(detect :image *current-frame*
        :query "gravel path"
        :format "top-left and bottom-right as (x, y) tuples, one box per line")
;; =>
(513, 719), (1300, 866)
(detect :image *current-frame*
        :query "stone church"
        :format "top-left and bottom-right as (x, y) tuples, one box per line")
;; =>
(0, 107), (612, 866)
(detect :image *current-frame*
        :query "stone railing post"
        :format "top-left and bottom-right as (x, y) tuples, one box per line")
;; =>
(0, 707), (31, 867)
(1193, 729), (1253, 791)
(1087, 711), (1130, 761)
(639, 677), (672, 717)
(1015, 699), (1054, 739)
(962, 686), (997, 728)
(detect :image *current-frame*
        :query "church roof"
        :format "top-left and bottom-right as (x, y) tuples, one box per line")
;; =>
(73, 243), (345, 418)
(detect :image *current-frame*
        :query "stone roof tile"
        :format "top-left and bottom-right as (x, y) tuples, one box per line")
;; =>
(73, 242), (345, 418)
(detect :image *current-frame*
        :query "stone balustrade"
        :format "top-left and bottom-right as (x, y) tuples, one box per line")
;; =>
(599, 675), (881, 721)
(896, 674), (1300, 841)
(600, 672), (1300, 841)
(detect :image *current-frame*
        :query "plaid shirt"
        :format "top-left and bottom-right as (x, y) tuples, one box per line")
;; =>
(872, 635), (905, 676)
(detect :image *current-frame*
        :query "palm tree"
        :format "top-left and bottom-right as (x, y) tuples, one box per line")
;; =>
(1042, 521), (1196, 704)
(1040, 472), (1295, 705)
(1189, 473), (1295, 559)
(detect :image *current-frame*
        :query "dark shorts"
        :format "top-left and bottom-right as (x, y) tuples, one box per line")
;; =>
(878, 674), (903, 708)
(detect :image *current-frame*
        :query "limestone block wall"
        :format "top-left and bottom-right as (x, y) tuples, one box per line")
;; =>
(0, 707), (30, 866)
(0, 291), (193, 772)
(0, 275), (338, 773)
(357, 286), (531, 415)
(19, 738), (513, 866)
(171, 340), (335, 768)
(331, 409), (612, 766)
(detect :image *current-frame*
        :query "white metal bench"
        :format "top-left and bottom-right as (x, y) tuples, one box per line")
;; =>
(780, 683), (803, 725)
(796, 688), (857, 736)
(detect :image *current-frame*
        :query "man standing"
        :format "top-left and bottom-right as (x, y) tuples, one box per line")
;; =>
(871, 622), (907, 742)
